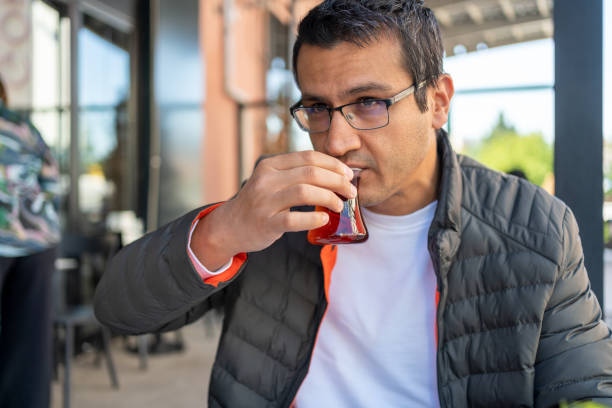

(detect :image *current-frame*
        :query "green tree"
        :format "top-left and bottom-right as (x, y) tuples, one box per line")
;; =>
(464, 113), (553, 187)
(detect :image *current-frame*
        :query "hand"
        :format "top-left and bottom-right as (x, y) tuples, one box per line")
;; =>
(191, 151), (356, 269)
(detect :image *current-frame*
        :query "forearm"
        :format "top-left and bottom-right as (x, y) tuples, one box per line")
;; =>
(94, 206), (227, 334)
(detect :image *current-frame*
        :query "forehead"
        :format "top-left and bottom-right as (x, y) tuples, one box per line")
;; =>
(295, 36), (412, 100)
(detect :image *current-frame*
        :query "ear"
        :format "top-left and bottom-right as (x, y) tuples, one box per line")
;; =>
(430, 74), (454, 130)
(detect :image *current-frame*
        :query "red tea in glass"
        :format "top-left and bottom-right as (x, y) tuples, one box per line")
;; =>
(307, 169), (368, 245)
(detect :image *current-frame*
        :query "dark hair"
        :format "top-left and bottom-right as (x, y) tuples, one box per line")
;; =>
(292, 0), (444, 112)
(0, 74), (7, 106)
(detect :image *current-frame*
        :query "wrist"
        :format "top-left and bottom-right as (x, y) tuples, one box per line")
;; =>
(191, 202), (241, 270)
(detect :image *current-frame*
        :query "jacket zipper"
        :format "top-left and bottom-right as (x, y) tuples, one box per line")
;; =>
(436, 277), (446, 407)
(430, 230), (447, 408)
(286, 244), (335, 407)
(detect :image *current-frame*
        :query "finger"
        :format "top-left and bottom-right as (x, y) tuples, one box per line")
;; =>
(282, 165), (357, 199)
(262, 151), (353, 179)
(271, 210), (330, 233)
(273, 184), (345, 213)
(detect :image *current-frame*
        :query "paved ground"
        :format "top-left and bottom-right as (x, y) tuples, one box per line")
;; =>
(51, 317), (221, 408)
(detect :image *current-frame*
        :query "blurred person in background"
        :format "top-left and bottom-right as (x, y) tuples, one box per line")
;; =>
(0, 75), (61, 407)
(95, 1), (612, 406)
(508, 168), (528, 180)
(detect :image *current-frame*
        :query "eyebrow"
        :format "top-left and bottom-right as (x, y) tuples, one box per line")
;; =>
(341, 82), (393, 98)
(301, 82), (394, 103)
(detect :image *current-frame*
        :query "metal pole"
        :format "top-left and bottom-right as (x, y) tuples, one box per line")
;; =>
(554, 0), (604, 305)
(146, 0), (160, 232)
(135, 0), (152, 226)
(68, 0), (81, 231)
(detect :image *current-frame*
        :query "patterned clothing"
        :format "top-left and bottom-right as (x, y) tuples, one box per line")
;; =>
(0, 103), (60, 256)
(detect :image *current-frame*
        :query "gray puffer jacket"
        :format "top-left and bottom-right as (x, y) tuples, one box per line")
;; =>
(94, 131), (612, 407)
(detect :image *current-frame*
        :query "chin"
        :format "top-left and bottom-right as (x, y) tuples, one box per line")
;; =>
(355, 179), (376, 207)
(357, 190), (383, 209)
(356, 173), (383, 206)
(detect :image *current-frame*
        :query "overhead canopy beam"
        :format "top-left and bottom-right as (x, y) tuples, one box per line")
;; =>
(536, 0), (550, 17)
(498, 0), (516, 21)
(427, 0), (471, 8)
(442, 13), (546, 38)
(53, 0), (135, 32)
(443, 18), (552, 55)
(428, 0), (553, 56)
(465, 2), (484, 24)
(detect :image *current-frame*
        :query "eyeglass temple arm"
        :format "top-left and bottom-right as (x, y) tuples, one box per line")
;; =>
(390, 81), (428, 104)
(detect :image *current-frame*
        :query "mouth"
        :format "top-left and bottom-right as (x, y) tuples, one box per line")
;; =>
(350, 167), (371, 179)
(348, 167), (368, 192)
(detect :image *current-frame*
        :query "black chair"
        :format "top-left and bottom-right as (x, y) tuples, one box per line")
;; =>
(53, 233), (120, 408)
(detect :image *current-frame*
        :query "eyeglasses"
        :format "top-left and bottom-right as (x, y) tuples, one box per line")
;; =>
(290, 81), (426, 134)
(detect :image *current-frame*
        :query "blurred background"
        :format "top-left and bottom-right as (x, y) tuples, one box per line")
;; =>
(0, 0), (610, 406)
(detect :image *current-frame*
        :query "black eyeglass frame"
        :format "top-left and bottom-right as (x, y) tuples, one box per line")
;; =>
(289, 81), (427, 133)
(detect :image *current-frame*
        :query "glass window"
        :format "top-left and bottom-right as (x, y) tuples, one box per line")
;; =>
(153, 0), (203, 226)
(78, 25), (131, 222)
(29, 2), (136, 227)
(30, 0), (70, 222)
(32, 1), (60, 110)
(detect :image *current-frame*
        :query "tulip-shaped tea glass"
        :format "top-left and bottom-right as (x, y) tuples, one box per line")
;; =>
(307, 168), (369, 244)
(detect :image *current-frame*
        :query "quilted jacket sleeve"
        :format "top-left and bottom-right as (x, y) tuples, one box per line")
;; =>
(534, 208), (612, 406)
(93, 204), (247, 335)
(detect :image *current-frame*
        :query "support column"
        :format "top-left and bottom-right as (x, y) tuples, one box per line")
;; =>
(554, 0), (604, 305)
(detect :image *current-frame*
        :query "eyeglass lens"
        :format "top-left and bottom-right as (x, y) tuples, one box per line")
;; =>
(295, 100), (389, 132)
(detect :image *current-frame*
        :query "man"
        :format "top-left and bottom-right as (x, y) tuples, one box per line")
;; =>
(94, 1), (612, 406)
(0, 75), (61, 407)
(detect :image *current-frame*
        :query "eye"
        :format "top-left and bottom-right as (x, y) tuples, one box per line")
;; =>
(358, 98), (379, 107)
(304, 105), (328, 114)
(355, 99), (386, 112)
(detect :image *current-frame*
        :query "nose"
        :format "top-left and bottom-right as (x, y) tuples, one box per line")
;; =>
(324, 110), (362, 158)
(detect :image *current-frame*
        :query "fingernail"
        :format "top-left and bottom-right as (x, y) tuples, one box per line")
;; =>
(344, 167), (354, 179)
(350, 184), (357, 197)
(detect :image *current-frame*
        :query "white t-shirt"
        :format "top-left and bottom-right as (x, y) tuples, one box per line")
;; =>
(294, 202), (440, 407)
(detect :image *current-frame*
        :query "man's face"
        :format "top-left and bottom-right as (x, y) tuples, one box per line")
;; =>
(296, 36), (443, 215)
